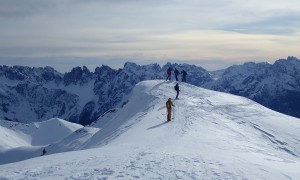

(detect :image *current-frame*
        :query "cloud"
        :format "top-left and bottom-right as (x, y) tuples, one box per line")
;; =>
(221, 9), (300, 35)
(0, 0), (299, 71)
(0, 0), (59, 18)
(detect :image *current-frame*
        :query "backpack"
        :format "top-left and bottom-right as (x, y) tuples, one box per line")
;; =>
(174, 85), (179, 91)
(166, 101), (172, 109)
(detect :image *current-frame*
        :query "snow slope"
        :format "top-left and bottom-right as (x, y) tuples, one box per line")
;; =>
(1, 80), (300, 179)
(0, 118), (83, 164)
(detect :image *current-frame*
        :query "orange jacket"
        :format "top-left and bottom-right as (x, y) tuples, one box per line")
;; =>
(166, 100), (174, 109)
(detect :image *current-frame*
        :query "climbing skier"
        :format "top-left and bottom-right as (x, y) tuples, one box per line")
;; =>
(166, 98), (175, 121)
(166, 67), (172, 81)
(41, 148), (47, 156)
(181, 70), (187, 82)
(174, 68), (180, 81)
(174, 83), (180, 99)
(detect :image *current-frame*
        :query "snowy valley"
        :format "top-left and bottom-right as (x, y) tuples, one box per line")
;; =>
(1, 80), (300, 179)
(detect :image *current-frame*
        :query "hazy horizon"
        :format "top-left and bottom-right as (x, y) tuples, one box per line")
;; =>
(0, 56), (285, 73)
(1, 0), (299, 72)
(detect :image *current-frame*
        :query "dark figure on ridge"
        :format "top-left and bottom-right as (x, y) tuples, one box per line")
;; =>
(174, 68), (180, 81)
(174, 83), (180, 99)
(166, 67), (172, 81)
(41, 148), (47, 156)
(181, 70), (187, 82)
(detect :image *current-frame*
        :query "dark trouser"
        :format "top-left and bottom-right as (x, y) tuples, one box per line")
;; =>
(176, 90), (179, 99)
(182, 76), (186, 82)
(167, 108), (172, 120)
(166, 74), (171, 80)
(175, 75), (178, 81)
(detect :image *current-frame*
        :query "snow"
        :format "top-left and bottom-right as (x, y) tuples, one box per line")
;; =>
(57, 80), (96, 109)
(1, 80), (300, 179)
(0, 125), (30, 150)
(0, 118), (83, 164)
(30, 118), (83, 146)
(45, 79), (96, 109)
(13, 101), (38, 124)
(0, 85), (7, 96)
(46, 127), (100, 154)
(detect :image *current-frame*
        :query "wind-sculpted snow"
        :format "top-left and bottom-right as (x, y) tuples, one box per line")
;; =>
(1, 80), (299, 179)
(0, 118), (83, 164)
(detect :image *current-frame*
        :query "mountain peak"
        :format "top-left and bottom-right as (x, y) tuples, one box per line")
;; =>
(123, 62), (138, 68)
(287, 56), (299, 61)
(1, 58), (300, 127)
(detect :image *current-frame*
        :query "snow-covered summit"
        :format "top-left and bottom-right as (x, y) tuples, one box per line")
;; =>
(0, 118), (82, 149)
(1, 80), (300, 179)
(0, 118), (83, 165)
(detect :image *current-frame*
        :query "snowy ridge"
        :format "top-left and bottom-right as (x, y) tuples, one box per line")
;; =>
(0, 63), (211, 125)
(0, 118), (83, 164)
(46, 127), (100, 154)
(1, 80), (300, 179)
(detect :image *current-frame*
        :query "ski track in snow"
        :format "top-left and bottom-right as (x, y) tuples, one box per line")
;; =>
(1, 80), (300, 179)
(0, 150), (240, 179)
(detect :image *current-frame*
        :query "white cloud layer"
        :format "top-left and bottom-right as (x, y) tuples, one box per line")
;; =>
(0, 0), (299, 70)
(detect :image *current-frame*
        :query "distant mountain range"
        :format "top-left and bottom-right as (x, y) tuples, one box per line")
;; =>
(205, 56), (300, 119)
(0, 56), (299, 124)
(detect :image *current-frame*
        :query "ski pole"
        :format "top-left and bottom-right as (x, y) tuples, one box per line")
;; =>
(172, 107), (175, 120)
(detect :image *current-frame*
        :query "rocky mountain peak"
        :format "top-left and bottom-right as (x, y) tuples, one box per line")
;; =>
(1, 57), (300, 125)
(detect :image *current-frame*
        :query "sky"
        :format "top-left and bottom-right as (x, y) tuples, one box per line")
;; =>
(0, 0), (299, 72)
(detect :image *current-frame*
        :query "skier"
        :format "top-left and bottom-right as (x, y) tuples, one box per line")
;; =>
(174, 68), (180, 81)
(174, 83), (180, 99)
(166, 98), (174, 121)
(166, 67), (172, 81)
(181, 70), (187, 82)
(41, 148), (47, 156)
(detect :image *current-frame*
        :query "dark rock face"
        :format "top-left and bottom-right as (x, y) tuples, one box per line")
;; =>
(204, 56), (300, 119)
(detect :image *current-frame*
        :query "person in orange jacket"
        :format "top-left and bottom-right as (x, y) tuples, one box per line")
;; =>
(166, 98), (175, 121)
